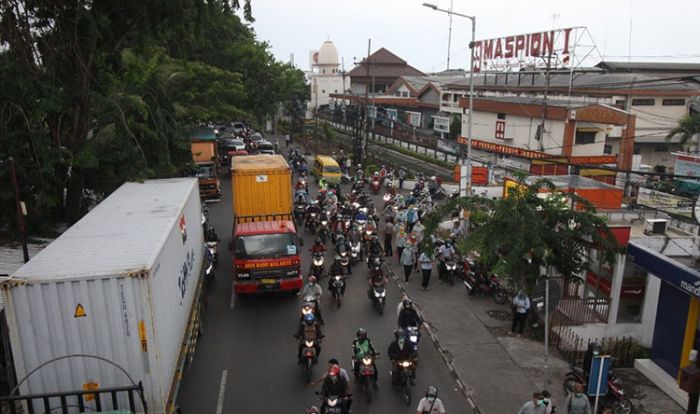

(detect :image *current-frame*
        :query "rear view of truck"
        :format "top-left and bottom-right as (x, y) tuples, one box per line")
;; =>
(230, 155), (302, 294)
(190, 126), (222, 201)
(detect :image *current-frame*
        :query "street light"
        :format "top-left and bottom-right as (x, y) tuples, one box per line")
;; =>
(423, 2), (476, 197)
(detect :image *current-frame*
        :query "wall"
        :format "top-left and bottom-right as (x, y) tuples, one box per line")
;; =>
(309, 76), (344, 110)
(421, 87), (440, 105)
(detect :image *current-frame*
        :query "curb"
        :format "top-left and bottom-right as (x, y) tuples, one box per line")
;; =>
(384, 262), (481, 414)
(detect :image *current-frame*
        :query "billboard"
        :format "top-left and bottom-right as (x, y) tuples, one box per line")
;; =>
(406, 111), (422, 128)
(472, 28), (573, 72)
(433, 116), (450, 134)
(386, 108), (398, 121)
(637, 187), (693, 218)
(674, 153), (700, 179)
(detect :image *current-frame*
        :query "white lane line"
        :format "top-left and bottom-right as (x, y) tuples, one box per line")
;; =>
(215, 369), (228, 414)
(230, 284), (236, 309)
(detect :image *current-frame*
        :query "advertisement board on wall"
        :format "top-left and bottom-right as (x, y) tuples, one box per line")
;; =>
(433, 116), (450, 134)
(674, 153), (700, 179)
(406, 111), (422, 128)
(637, 187), (693, 218)
(386, 108), (398, 121)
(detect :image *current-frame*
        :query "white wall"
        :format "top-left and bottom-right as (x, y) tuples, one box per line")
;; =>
(308, 76), (344, 111)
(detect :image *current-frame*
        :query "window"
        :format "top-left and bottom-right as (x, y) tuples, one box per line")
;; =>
(654, 144), (669, 152)
(402, 91), (409, 97)
(442, 94), (449, 101)
(497, 113), (506, 120)
(633, 144), (641, 155)
(453, 94), (460, 102)
(631, 98), (655, 106)
(604, 144), (613, 154)
(614, 99), (626, 109)
(575, 130), (596, 145)
(321, 90), (326, 93)
(395, 91), (402, 97)
(662, 98), (686, 106)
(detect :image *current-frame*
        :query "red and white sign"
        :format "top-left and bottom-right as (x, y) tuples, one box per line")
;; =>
(472, 28), (573, 72)
(495, 120), (506, 140)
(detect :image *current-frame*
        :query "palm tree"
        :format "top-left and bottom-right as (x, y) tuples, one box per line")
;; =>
(666, 113), (700, 152)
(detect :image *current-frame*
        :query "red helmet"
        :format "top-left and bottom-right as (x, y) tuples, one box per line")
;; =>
(328, 366), (340, 376)
(308, 275), (317, 283)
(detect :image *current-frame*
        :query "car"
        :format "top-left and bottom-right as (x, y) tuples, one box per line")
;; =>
(231, 122), (247, 136)
(257, 141), (276, 155)
(225, 138), (246, 151)
(249, 132), (264, 145)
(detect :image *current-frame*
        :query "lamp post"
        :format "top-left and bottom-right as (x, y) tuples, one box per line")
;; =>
(423, 2), (475, 197)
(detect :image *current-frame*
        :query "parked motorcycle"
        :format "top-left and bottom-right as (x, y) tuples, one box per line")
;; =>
(563, 363), (632, 414)
(462, 259), (508, 304)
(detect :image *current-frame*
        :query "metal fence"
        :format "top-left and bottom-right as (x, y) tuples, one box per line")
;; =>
(551, 325), (639, 368)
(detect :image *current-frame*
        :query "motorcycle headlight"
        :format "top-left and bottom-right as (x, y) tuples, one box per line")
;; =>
(410, 335), (418, 342)
(362, 357), (372, 365)
(313, 258), (322, 265)
(366, 231), (372, 235)
(328, 398), (338, 407)
(400, 361), (411, 368)
(321, 220), (327, 225)
(305, 340), (314, 347)
(334, 275), (342, 281)
(206, 264), (213, 274)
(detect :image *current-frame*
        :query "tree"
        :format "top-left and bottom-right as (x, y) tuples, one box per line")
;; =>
(666, 113), (700, 152)
(449, 115), (461, 140)
(420, 177), (621, 292)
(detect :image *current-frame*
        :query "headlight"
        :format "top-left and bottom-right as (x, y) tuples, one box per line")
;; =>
(400, 361), (411, 368)
(321, 220), (328, 226)
(366, 231), (372, 235)
(286, 269), (298, 276)
(334, 275), (342, 281)
(362, 357), (372, 365)
(305, 340), (314, 347)
(410, 335), (418, 342)
(313, 259), (322, 265)
(328, 398), (338, 407)
(237, 272), (250, 278)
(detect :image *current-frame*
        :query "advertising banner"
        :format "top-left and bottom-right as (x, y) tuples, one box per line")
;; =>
(433, 116), (450, 134)
(637, 187), (693, 218)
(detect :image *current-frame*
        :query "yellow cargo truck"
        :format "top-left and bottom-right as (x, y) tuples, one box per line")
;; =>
(229, 155), (301, 294)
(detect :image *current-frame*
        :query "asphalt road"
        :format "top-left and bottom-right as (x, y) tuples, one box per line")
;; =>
(177, 157), (469, 413)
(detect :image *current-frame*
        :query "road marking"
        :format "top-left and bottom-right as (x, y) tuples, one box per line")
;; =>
(215, 369), (228, 414)
(229, 288), (236, 309)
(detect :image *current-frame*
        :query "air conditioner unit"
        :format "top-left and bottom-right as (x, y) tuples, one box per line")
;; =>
(644, 219), (668, 235)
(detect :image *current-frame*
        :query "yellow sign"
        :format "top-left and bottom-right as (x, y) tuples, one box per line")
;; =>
(74, 304), (87, 318)
(83, 380), (99, 401)
(138, 320), (148, 352)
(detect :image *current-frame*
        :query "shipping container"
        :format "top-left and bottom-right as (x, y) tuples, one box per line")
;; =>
(230, 154), (292, 221)
(191, 141), (217, 164)
(1, 178), (204, 413)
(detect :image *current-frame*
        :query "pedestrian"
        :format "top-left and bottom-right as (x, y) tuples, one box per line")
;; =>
(565, 383), (591, 414)
(517, 392), (546, 414)
(415, 385), (446, 414)
(418, 249), (433, 291)
(510, 289), (531, 337)
(285, 133), (291, 147)
(406, 206), (419, 232)
(384, 219), (395, 257)
(399, 168), (406, 189)
(400, 243), (416, 283)
(395, 225), (408, 262)
(541, 390), (554, 414)
(412, 220), (425, 245)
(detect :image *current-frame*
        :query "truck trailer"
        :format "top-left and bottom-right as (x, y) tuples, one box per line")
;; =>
(1, 178), (205, 413)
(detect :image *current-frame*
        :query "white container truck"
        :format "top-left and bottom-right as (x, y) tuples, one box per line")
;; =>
(1, 178), (205, 414)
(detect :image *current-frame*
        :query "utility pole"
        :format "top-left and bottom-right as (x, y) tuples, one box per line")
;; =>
(537, 51), (553, 151)
(8, 158), (29, 263)
(363, 38), (371, 167)
(446, 0), (453, 70)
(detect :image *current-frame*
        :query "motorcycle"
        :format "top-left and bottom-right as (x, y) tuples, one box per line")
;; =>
(370, 177), (381, 194)
(392, 359), (416, 405)
(310, 252), (326, 278)
(206, 241), (218, 266)
(318, 211), (331, 244)
(316, 393), (347, 414)
(405, 326), (421, 353)
(349, 240), (362, 264)
(205, 260), (215, 286)
(462, 260), (508, 304)
(306, 212), (319, 234)
(369, 280), (386, 315)
(382, 192), (394, 208)
(563, 363), (632, 414)
(356, 354), (379, 403)
(443, 259), (457, 286)
(329, 273), (345, 308)
(299, 333), (320, 383)
(294, 202), (307, 223)
(336, 248), (351, 274)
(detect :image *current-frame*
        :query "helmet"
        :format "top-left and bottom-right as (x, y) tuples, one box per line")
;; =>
(306, 406), (320, 414)
(315, 237), (322, 244)
(445, 240), (452, 247)
(356, 328), (367, 340)
(403, 298), (413, 309)
(334, 254), (341, 261)
(304, 313), (316, 324)
(426, 386), (438, 399)
(308, 275), (317, 283)
(328, 366), (340, 377)
(393, 329), (404, 339)
(589, 341), (602, 355)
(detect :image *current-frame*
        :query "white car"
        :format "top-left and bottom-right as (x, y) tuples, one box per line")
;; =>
(257, 141), (276, 155)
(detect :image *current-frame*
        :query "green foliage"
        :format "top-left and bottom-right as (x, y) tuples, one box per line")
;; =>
(666, 113), (700, 151)
(421, 177), (620, 292)
(0, 0), (307, 237)
(449, 115), (461, 140)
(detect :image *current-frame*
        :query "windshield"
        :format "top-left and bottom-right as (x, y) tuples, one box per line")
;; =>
(196, 165), (216, 178)
(235, 233), (297, 259)
(323, 165), (340, 173)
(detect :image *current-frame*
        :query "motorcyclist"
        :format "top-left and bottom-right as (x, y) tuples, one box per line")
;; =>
(328, 256), (347, 294)
(437, 240), (456, 281)
(305, 201), (321, 228)
(388, 330), (417, 384)
(319, 177), (329, 191)
(334, 235), (352, 275)
(296, 313), (322, 364)
(309, 237), (327, 255)
(354, 207), (368, 223)
(320, 365), (351, 412)
(397, 298), (423, 330)
(299, 275), (324, 324)
(367, 254), (387, 296)
(352, 328), (379, 385)
(379, 165), (387, 184)
(295, 189), (309, 205)
(205, 226), (220, 243)
(367, 235), (384, 266)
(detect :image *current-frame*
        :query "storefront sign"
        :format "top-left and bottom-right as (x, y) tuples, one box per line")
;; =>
(433, 116), (450, 134)
(637, 187), (693, 218)
(674, 153), (700, 179)
(386, 108), (398, 121)
(406, 111), (422, 127)
(472, 27), (573, 72)
(567, 155), (618, 165)
(470, 139), (549, 159)
(498, 157), (531, 172)
(628, 243), (700, 299)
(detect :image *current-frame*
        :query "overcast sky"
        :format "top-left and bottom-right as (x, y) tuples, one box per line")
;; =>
(245, 0), (700, 73)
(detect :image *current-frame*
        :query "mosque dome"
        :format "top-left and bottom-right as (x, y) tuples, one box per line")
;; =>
(316, 40), (339, 67)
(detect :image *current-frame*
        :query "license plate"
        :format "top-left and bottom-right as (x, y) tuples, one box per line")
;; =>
(261, 278), (276, 285)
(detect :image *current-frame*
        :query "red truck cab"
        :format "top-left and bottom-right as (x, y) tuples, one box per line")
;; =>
(232, 219), (303, 293)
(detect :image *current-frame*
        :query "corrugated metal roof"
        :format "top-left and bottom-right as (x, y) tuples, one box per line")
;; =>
(12, 178), (198, 282)
(596, 61), (700, 73)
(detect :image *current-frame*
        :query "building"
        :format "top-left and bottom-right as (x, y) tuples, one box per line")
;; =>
(347, 48), (426, 96)
(307, 39), (345, 116)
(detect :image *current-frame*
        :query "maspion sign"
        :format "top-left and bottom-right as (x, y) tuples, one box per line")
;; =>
(472, 28), (573, 72)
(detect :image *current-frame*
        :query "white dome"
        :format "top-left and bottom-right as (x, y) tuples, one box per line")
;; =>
(316, 40), (339, 67)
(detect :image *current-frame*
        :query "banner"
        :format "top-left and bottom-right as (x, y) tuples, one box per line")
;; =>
(367, 105), (377, 119)
(637, 187), (693, 217)
(472, 28), (573, 72)
(433, 116), (450, 134)
(386, 108), (398, 121)
(674, 153), (700, 179)
(406, 111), (422, 128)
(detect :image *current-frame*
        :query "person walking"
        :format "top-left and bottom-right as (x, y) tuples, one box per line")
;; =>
(541, 390), (555, 414)
(395, 226), (408, 263)
(510, 290), (531, 337)
(517, 392), (546, 414)
(565, 383), (592, 414)
(400, 243), (416, 283)
(285, 133), (291, 147)
(384, 218), (395, 257)
(418, 249), (433, 291)
(415, 386), (446, 414)
(398, 168), (406, 189)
